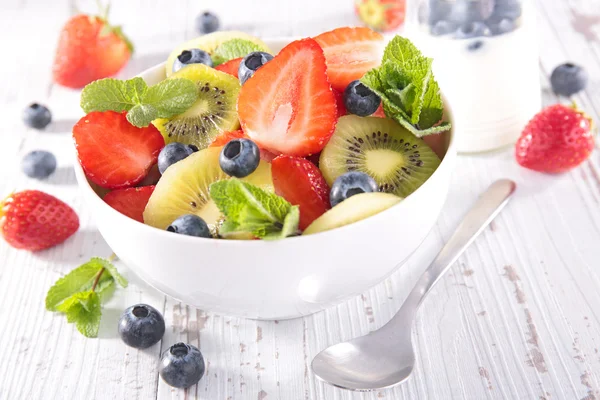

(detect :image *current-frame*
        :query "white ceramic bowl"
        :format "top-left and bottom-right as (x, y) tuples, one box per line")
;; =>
(74, 38), (456, 320)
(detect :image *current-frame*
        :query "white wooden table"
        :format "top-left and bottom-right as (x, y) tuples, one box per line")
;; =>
(1, 0), (600, 399)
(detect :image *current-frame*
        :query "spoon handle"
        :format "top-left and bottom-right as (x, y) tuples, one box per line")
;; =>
(385, 179), (516, 329)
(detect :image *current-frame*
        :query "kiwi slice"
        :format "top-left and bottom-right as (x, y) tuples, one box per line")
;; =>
(153, 64), (241, 149)
(304, 192), (401, 235)
(319, 115), (441, 198)
(166, 31), (271, 77)
(143, 147), (273, 233)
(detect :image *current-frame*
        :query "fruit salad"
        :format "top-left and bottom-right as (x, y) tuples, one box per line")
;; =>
(73, 27), (451, 240)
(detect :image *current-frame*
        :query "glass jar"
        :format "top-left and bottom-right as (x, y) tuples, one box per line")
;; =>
(406, 0), (541, 152)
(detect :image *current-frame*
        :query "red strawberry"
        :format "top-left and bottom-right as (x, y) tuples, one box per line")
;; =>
(209, 129), (246, 147)
(272, 156), (330, 230)
(516, 104), (594, 173)
(53, 13), (133, 88)
(238, 38), (337, 157)
(104, 186), (155, 223)
(215, 57), (242, 78)
(372, 103), (386, 118)
(314, 27), (384, 92)
(73, 111), (165, 189)
(332, 89), (347, 118)
(0, 190), (79, 251)
(355, 0), (406, 32)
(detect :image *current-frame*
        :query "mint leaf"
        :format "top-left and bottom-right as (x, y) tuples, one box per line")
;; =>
(211, 39), (266, 66)
(57, 291), (101, 338)
(45, 260), (104, 311)
(92, 257), (128, 288)
(142, 78), (198, 118)
(127, 104), (158, 127)
(80, 78), (139, 114)
(80, 77), (197, 128)
(360, 36), (449, 136)
(210, 179), (299, 239)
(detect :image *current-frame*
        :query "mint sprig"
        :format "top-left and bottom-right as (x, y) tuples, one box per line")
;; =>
(211, 39), (267, 66)
(210, 179), (300, 240)
(45, 256), (128, 338)
(80, 77), (198, 128)
(361, 36), (451, 137)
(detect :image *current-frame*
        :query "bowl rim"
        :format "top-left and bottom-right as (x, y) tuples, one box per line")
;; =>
(74, 58), (456, 245)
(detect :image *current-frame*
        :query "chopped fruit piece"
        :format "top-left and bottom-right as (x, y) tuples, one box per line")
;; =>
(215, 57), (243, 78)
(330, 171), (378, 207)
(516, 104), (594, 173)
(314, 27), (384, 91)
(272, 155), (330, 230)
(238, 38), (337, 157)
(158, 143), (199, 174)
(153, 64), (241, 149)
(143, 147), (273, 231)
(172, 49), (212, 73)
(118, 304), (165, 349)
(53, 14), (132, 88)
(196, 11), (220, 34)
(159, 343), (205, 389)
(209, 129), (246, 147)
(219, 139), (260, 178)
(320, 115), (440, 197)
(138, 164), (161, 187)
(166, 31), (270, 77)
(0, 190), (79, 251)
(422, 133), (447, 159)
(306, 152), (321, 167)
(355, 0), (406, 32)
(73, 111), (165, 189)
(550, 63), (588, 97)
(238, 52), (274, 85)
(372, 103), (386, 118)
(304, 192), (401, 235)
(344, 80), (381, 116)
(104, 186), (155, 223)
(22, 150), (57, 179)
(23, 103), (52, 129)
(332, 89), (347, 118)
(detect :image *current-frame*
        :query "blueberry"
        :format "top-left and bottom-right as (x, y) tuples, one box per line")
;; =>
(344, 80), (381, 117)
(23, 103), (52, 130)
(449, 0), (492, 24)
(455, 21), (490, 39)
(550, 63), (588, 97)
(118, 304), (165, 349)
(167, 215), (211, 238)
(428, 0), (453, 25)
(196, 11), (220, 34)
(219, 138), (260, 178)
(173, 49), (213, 73)
(159, 343), (205, 389)
(492, 0), (522, 20)
(487, 17), (515, 35)
(330, 172), (378, 207)
(21, 150), (57, 179)
(158, 142), (199, 174)
(238, 52), (274, 85)
(431, 20), (457, 36)
(467, 40), (485, 52)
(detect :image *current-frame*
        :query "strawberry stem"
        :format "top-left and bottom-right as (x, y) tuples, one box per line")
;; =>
(91, 268), (104, 292)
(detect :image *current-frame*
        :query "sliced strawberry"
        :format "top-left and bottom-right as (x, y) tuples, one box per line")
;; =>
(314, 27), (384, 92)
(209, 129), (246, 147)
(272, 155), (330, 230)
(306, 152), (321, 167)
(73, 111), (165, 189)
(332, 89), (347, 118)
(372, 103), (386, 118)
(215, 57), (242, 78)
(238, 38), (337, 157)
(103, 186), (155, 223)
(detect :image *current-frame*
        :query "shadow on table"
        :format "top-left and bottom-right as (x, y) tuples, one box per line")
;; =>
(33, 229), (111, 264)
(45, 118), (79, 134)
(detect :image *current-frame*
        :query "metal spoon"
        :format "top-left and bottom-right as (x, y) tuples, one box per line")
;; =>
(311, 179), (516, 391)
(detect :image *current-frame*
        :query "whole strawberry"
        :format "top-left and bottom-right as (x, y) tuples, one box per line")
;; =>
(0, 190), (79, 251)
(516, 104), (594, 173)
(53, 10), (133, 88)
(355, 0), (405, 32)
